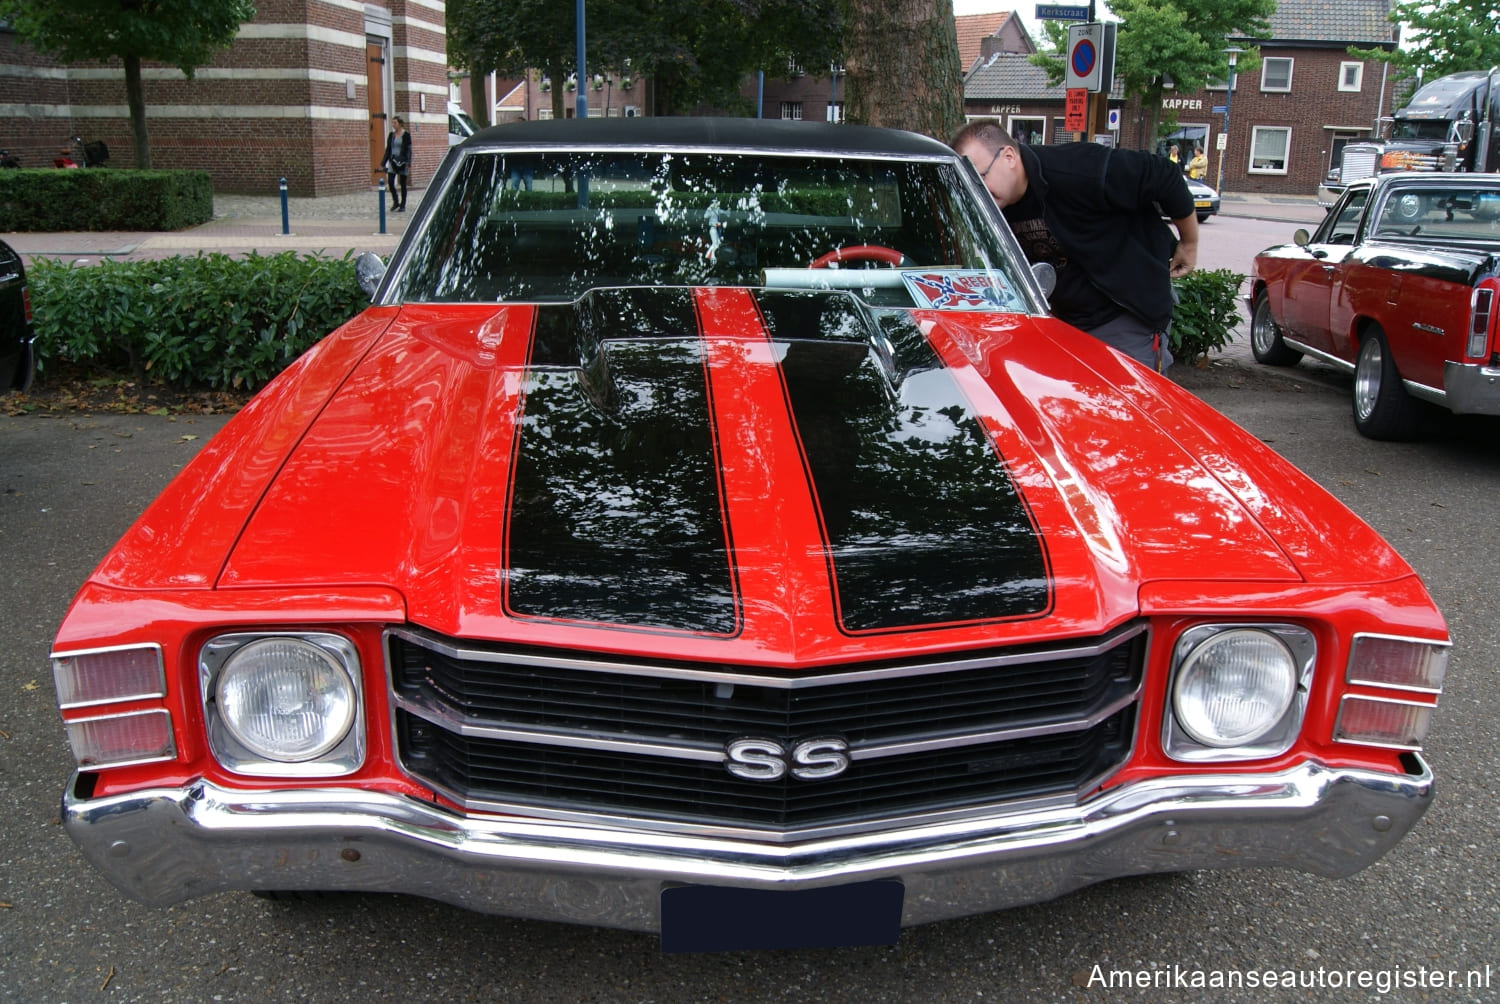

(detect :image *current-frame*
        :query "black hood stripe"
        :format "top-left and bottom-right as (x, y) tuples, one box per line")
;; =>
(503, 289), (741, 635)
(756, 291), (1052, 633)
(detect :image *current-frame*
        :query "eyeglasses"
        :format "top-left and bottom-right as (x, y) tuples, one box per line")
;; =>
(978, 145), (1008, 179)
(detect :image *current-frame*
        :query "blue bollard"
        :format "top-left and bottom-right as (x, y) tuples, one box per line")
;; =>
(378, 178), (387, 235)
(279, 177), (290, 235)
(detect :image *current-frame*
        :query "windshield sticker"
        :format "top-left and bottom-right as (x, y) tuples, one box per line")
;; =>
(901, 270), (1024, 311)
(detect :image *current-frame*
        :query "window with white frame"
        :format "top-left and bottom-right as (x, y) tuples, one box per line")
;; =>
(780, 101), (803, 120)
(1261, 57), (1293, 92)
(1249, 126), (1291, 173)
(1339, 62), (1364, 92)
(1009, 116), (1045, 145)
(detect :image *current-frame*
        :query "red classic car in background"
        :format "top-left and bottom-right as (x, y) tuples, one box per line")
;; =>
(1250, 172), (1500, 439)
(51, 119), (1448, 953)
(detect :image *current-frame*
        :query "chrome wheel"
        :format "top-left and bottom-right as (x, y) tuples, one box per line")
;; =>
(1250, 292), (1301, 366)
(1353, 336), (1382, 423)
(1351, 328), (1421, 440)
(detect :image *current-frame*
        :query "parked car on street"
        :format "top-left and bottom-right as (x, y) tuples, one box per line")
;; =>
(1250, 172), (1500, 439)
(1186, 176), (1220, 221)
(51, 118), (1448, 953)
(1, 238), (36, 393)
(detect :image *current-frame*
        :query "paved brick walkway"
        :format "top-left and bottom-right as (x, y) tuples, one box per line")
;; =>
(3, 184), (1323, 265)
(3, 187), (424, 263)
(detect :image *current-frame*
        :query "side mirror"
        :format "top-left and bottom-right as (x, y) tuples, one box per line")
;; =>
(1292, 228), (1312, 248)
(1031, 261), (1057, 299)
(355, 251), (386, 300)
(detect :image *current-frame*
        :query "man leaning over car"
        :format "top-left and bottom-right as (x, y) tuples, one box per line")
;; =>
(951, 119), (1198, 373)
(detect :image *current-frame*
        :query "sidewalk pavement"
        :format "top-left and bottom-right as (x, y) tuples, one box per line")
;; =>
(3, 188), (422, 264)
(3, 185), (1326, 265)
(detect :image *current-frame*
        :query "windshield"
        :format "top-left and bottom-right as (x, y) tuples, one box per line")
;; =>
(390, 149), (1032, 311)
(1389, 120), (1452, 141)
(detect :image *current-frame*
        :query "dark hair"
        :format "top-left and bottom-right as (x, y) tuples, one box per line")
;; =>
(950, 118), (1018, 154)
(392, 116), (406, 128)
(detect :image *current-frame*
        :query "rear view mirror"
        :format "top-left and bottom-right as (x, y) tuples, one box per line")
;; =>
(1293, 228), (1311, 247)
(356, 252), (386, 300)
(1031, 261), (1057, 299)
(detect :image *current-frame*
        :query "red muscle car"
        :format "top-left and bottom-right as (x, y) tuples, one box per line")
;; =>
(52, 119), (1448, 953)
(1250, 172), (1500, 439)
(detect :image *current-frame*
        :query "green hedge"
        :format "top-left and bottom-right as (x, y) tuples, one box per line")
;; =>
(30, 251), (366, 390)
(0, 168), (213, 231)
(1171, 268), (1245, 364)
(26, 250), (1244, 394)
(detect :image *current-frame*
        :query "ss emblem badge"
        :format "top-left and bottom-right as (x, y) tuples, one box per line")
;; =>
(724, 737), (850, 781)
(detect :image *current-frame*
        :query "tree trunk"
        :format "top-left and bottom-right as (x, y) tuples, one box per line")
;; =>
(469, 70), (489, 128)
(124, 54), (150, 169)
(842, 0), (964, 141)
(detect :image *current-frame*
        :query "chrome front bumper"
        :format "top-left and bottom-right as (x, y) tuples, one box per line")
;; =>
(64, 759), (1432, 932)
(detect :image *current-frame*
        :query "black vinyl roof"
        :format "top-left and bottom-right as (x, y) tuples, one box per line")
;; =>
(465, 116), (956, 159)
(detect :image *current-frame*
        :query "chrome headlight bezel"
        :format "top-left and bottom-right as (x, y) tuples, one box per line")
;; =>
(1163, 623), (1316, 762)
(199, 632), (365, 777)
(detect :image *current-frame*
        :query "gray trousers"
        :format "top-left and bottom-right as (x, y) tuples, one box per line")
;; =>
(1085, 312), (1172, 373)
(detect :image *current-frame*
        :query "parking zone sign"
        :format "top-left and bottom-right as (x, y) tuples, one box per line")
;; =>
(1064, 22), (1115, 92)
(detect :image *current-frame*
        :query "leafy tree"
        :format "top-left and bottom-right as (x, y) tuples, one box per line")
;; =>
(1030, 0), (1274, 149)
(1360, 0), (1500, 85)
(841, 0), (964, 139)
(0, 0), (256, 168)
(448, 0), (840, 120)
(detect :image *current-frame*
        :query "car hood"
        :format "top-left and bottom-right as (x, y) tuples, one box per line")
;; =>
(97, 288), (1414, 665)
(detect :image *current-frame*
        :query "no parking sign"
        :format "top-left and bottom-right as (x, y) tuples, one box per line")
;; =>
(1064, 22), (1116, 92)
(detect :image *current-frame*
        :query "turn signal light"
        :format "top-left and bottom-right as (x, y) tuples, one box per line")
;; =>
(64, 709), (176, 768)
(53, 645), (165, 708)
(1334, 696), (1433, 750)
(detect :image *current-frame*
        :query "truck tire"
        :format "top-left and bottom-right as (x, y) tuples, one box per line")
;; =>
(1352, 327), (1422, 440)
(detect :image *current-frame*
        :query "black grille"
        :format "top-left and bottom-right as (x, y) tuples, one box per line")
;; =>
(390, 629), (1144, 830)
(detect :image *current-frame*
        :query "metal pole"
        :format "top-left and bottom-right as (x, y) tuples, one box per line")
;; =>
(378, 178), (387, 235)
(279, 177), (289, 235)
(1215, 55), (1237, 193)
(575, 0), (588, 120)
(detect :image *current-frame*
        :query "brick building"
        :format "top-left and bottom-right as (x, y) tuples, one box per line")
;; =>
(0, 0), (449, 196)
(1199, 0), (1400, 196)
(963, 0), (1400, 197)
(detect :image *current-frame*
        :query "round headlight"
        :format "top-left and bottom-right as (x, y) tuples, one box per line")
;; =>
(215, 638), (356, 761)
(1172, 629), (1297, 748)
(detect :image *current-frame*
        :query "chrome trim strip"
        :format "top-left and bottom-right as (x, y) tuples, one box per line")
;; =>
(1282, 337), (1354, 373)
(61, 760), (1436, 929)
(1280, 337), (1447, 405)
(1403, 378), (1447, 406)
(391, 684), (1140, 764)
(1412, 322), (1446, 336)
(850, 687), (1140, 761)
(391, 690), (725, 760)
(386, 621), (1146, 689)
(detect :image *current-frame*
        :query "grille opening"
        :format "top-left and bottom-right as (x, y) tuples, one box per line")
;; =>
(390, 627), (1144, 831)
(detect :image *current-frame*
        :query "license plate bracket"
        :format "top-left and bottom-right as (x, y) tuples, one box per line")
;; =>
(660, 879), (904, 953)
